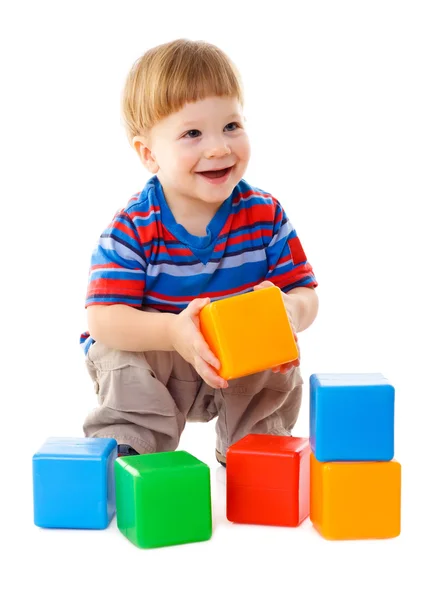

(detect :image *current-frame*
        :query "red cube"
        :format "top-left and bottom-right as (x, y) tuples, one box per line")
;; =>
(226, 434), (310, 527)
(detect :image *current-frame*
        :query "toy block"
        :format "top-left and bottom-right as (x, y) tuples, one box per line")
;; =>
(33, 437), (117, 529)
(199, 286), (298, 380)
(115, 451), (212, 549)
(226, 434), (310, 527)
(310, 373), (394, 462)
(310, 453), (401, 540)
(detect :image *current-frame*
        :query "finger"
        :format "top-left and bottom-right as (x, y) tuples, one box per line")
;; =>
(280, 359), (300, 373)
(194, 337), (220, 371)
(195, 355), (227, 389)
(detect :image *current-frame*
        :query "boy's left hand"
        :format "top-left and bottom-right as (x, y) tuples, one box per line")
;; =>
(253, 280), (301, 375)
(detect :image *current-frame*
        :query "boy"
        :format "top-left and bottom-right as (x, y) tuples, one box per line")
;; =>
(80, 39), (319, 466)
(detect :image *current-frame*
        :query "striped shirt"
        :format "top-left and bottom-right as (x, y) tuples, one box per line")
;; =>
(80, 175), (317, 354)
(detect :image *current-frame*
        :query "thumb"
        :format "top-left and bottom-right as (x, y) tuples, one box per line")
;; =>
(254, 280), (275, 291)
(187, 296), (210, 315)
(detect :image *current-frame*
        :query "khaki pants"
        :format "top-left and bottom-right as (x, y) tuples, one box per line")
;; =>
(83, 342), (303, 457)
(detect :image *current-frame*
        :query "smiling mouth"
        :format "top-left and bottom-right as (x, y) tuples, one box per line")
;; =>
(197, 166), (233, 179)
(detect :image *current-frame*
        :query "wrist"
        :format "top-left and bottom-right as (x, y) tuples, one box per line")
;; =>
(284, 287), (319, 333)
(284, 295), (302, 333)
(284, 294), (300, 333)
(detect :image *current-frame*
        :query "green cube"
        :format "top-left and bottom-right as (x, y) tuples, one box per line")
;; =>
(115, 451), (212, 548)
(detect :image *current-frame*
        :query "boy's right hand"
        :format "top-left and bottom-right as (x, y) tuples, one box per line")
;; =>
(169, 297), (228, 390)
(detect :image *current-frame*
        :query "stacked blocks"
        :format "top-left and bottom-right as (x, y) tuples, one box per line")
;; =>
(199, 286), (298, 380)
(115, 451), (212, 548)
(33, 437), (117, 529)
(226, 434), (310, 527)
(309, 374), (401, 540)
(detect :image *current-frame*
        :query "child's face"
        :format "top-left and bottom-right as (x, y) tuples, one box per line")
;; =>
(136, 96), (250, 208)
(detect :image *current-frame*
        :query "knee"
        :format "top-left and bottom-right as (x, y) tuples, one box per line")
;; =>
(87, 341), (150, 372)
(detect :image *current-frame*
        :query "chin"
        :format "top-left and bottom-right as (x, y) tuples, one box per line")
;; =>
(204, 188), (235, 203)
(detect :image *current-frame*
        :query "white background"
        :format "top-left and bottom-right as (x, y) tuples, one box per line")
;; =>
(1, 1), (432, 598)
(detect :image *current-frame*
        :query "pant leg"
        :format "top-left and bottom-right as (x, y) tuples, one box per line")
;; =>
(212, 366), (303, 457)
(83, 341), (202, 454)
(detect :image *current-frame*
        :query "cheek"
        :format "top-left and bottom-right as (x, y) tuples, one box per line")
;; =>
(235, 135), (251, 162)
(174, 148), (198, 172)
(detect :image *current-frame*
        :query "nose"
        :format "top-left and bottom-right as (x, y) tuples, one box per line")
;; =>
(204, 139), (231, 159)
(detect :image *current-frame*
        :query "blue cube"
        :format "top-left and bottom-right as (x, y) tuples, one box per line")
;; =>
(33, 437), (117, 529)
(310, 373), (394, 462)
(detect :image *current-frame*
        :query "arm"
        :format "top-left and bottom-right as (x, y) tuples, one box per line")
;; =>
(262, 196), (319, 333)
(88, 299), (228, 389)
(253, 197), (318, 376)
(87, 304), (177, 352)
(85, 208), (157, 351)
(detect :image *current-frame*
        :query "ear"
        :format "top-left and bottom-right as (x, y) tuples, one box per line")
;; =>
(132, 135), (159, 173)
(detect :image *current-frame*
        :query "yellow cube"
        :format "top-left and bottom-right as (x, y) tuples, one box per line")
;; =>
(310, 453), (401, 540)
(199, 286), (298, 380)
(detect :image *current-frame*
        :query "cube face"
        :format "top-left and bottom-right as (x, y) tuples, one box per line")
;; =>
(228, 486), (298, 527)
(310, 373), (394, 461)
(227, 434), (309, 489)
(199, 286), (298, 380)
(310, 454), (401, 540)
(115, 451), (212, 549)
(227, 434), (310, 527)
(33, 437), (117, 529)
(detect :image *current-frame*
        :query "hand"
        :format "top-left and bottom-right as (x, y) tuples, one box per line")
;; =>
(253, 280), (301, 375)
(169, 297), (228, 389)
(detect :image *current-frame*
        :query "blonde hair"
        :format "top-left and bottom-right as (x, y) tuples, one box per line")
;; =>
(122, 39), (244, 145)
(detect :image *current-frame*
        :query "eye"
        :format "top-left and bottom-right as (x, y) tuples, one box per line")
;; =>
(224, 122), (240, 131)
(184, 129), (201, 139)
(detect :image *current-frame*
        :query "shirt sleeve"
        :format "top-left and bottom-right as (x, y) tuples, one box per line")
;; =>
(85, 210), (146, 308)
(264, 200), (318, 293)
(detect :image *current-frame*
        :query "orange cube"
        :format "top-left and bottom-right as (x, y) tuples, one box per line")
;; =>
(199, 286), (298, 380)
(310, 453), (401, 540)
